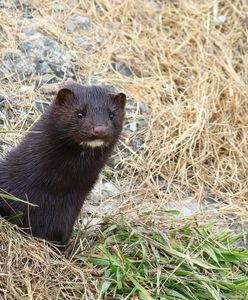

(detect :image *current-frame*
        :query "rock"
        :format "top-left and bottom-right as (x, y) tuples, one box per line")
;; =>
(38, 74), (57, 85)
(74, 37), (95, 51)
(35, 60), (53, 75)
(162, 82), (176, 93)
(39, 83), (59, 95)
(52, 3), (65, 12)
(1, 32), (74, 81)
(65, 15), (91, 32)
(1, 52), (37, 78)
(83, 198), (121, 216)
(17, 18), (38, 35)
(74, 34), (103, 52)
(80, 217), (102, 228)
(145, 0), (160, 9)
(83, 72), (100, 85)
(35, 101), (50, 113)
(165, 197), (199, 217)
(112, 62), (134, 77)
(99, 199), (120, 215)
(129, 137), (144, 151)
(139, 102), (149, 114)
(89, 182), (120, 205)
(96, 34), (103, 45)
(204, 194), (225, 208)
(19, 41), (31, 52)
(0, 0), (22, 9)
(129, 121), (137, 132)
(229, 221), (248, 248)
(214, 15), (226, 25)
(23, 3), (33, 19)
(60, 62), (74, 77)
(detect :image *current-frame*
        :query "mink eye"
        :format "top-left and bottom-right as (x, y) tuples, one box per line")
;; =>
(77, 112), (86, 119)
(109, 112), (115, 120)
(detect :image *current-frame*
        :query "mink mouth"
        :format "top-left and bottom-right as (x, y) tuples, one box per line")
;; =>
(78, 134), (115, 148)
(80, 139), (108, 148)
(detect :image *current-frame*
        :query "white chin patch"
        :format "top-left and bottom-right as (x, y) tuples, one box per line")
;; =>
(80, 140), (105, 148)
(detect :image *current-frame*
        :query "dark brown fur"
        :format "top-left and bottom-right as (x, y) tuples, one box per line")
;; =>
(0, 83), (126, 246)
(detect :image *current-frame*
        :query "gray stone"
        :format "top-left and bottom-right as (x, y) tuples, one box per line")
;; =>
(83, 72), (100, 85)
(38, 74), (57, 85)
(145, 0), (160, 9)
(17, 18), (38, 35)
(35, 101), (50, 113)
(0, 32), (74, 81)
(165, 198), (199, 217)
(162, 82), (176, 93)
(129, 137), (144, 151)
(112, 62), (134, 77)
(74, 34), (103, 52)
(129, 121), (137, 132)
(36, 60), (53, 75)
(19, 41), (31, 52)
(65, 15), (91, 32)
(0, 52), (36, 78)
(0, 0), (22, 9)
(139, 102), (149, 114)
(214, 15), (226, 25)
(52, 3), (65, 12)
(96, 34), (103, 45)
(23, 4), (33, 19)
(74, 37), (94, 51)
(39, 83), (59, 95)
(89, 182), (120, 205)
(80, 216), (102, 227)
(74, 33), (103, 52)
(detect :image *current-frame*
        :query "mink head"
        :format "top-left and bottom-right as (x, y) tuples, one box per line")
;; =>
(50, 83), (126, 148)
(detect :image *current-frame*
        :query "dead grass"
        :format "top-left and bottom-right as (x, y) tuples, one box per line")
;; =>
(0, 219), (94, 299)
(0, 0), (248, 299)
(31, 0), (248, 207)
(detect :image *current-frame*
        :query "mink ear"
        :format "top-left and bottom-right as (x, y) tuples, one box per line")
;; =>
(54, 88), (75, 106)
(112, 92), (126, 108)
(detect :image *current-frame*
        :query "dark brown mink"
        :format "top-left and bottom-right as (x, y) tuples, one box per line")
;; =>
(0, 83), (126, 246)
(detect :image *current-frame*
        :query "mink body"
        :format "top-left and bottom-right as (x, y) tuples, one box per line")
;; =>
(0, 83), (126, 246)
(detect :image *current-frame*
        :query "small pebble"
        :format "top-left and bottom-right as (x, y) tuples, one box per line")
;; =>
(129, 121), (137, 132)
(112, 62), (133, 77)
(214, 15), (226, 24)
(65, 15), (91, 32)
(39, 83), (59, 94)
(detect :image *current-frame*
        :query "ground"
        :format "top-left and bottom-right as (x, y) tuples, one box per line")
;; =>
(0, 0), (247, 299)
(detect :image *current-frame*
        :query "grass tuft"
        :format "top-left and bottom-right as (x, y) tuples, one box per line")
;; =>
(75, 215), (248, 299)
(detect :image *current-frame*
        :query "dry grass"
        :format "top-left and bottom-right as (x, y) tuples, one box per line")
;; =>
(0, 219), (96, 299)
(0, 0), (248, 299)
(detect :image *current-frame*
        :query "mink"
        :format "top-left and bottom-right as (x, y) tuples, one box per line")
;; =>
(0, 83), (126, 246)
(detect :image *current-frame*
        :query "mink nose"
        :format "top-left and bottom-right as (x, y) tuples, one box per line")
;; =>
(94, 126), (107, 138)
